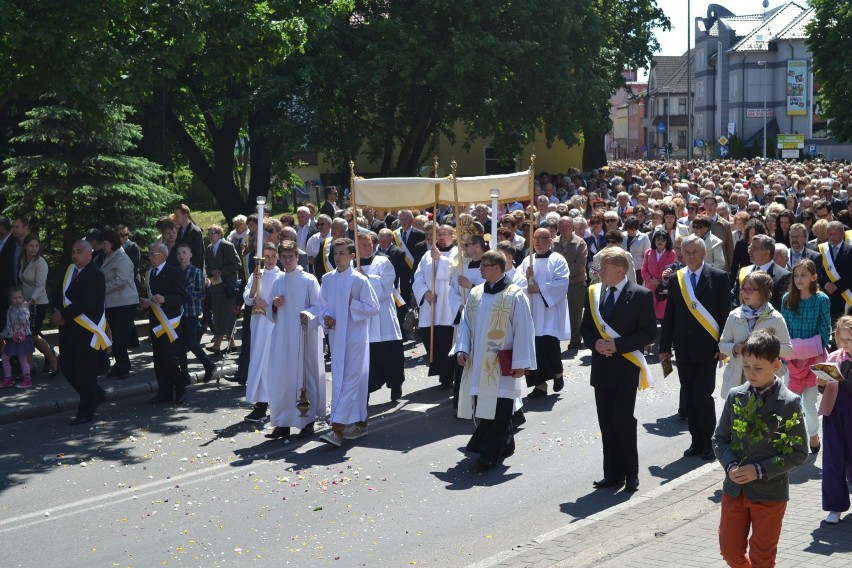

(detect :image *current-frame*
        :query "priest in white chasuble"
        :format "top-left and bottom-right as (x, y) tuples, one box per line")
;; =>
(454, 250), (536, 471)
(412, 224), (458, 390)
(518, 228), (571, 398)
(356, 233), (405, 402)
(263, 241), (325, 442)
(241, 242), (280, 423)
(316, 238), (380, 447)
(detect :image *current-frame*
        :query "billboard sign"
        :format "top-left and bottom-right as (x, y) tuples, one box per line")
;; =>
(786, 60), (807, 116)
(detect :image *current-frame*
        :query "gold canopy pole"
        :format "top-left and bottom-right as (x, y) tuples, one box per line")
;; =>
(430, 156), (439, 364)
(349, 159), (361, 269)
(527, 154), (536, 314)
(451, 160), (466, 308)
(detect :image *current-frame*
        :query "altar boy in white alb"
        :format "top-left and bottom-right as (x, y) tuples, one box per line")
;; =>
(317, 238), (380, 447)
(241, 243), (280, 423)
(263, 241), (325, 442)
(518, 228), (570, 398)
(454, 250), (536, 471)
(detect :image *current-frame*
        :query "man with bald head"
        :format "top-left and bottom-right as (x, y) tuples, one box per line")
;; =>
(53, 240), (109, 425)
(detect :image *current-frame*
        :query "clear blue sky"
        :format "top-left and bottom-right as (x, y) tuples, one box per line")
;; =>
(639, 0), (786, 78)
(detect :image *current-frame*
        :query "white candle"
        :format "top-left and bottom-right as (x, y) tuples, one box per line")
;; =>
(256, 196), (266, 260)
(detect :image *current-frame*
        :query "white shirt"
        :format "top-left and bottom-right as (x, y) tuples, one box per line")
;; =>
(688, 264), (704, 283)
(754, 261), (774, 272)
(603, 276), (628, 305)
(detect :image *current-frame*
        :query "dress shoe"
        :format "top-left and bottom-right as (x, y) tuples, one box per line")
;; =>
(624, 477), (640, 492)
(811, 443), (821, 455)
(264, 426), (290, 440)
(593, 477), (625, 489)
(202, 367), (215, 383)
(553, 377), (565, 392)
(298, 422), (316, 438)
(436, 382), (452, 390)
(390, 387), (402, 402)
(47, 366), (61, 378)
(244, 406), (268, 423)
(148, 395), (172, 404)
(475, 456), (496, 472)
(825, 511), (841, 524)
(567, 341), (581, 350)
(700, 448), (715, 461)
(69, 415), (92, 426)
(174, 393), (187, 406)
(683, 445), (701, 457)
(527, 387), (548, 399)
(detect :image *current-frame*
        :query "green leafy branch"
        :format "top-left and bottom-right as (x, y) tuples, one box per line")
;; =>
(730, 395), (802, 467)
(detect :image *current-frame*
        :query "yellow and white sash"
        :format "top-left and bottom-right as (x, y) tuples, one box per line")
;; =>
(147, 268), (182, 342)
(676, 268), (721, 341)
(392, 288), (405, 307)
(588, 284), (652, 390)
(819, 242), (852, 305)
(62, 265), (111, 350)
(738, 266), (750, 285)
(319, 236), (333, 273)
(845, 229), (852, 245)
(393, 229), (415, 269)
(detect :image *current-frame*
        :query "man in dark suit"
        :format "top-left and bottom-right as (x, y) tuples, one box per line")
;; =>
(731, 234), (791, 309)
(319, 187), (339, 219)
(393, 210), (426, 271)
(816, 221), (852, 324)
(581, 248), (655, 492)
(142, 242), (188, 404)
(660, 235), (730, 461)
(174, 204), (205, 270)
(787, 223), (820, 269)
(52, 240), (108, 425)
(379, 227), (415, 334)
(364, 206), (386, 234)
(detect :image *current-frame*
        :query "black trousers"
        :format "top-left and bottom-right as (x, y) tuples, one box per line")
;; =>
(61, 345), (104, 418)
(178, 314), (215, 381)
(676, 357), (718, 450)
(527, 335), (563, 387)
(368, 340), (405, 393)
(105, 304), (136, 375)
(152, 332), (185, 399)
(467, 397), (515, 463)
(421, 325), (455, 385)
(595, 386), (639, 479)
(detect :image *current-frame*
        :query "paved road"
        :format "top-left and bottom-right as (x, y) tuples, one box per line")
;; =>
(0, 341), (727, 567)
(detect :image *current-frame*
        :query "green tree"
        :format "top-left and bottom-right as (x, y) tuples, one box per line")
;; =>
(291, 0), (668, 176)
(2, 98), (179, 252)
(808, 1), (852, 141)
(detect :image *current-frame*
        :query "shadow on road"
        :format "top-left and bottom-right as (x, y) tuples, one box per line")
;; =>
(558, 488), (634, 519)
(642, 414), (689, 438)
(431, 458), (522, 489)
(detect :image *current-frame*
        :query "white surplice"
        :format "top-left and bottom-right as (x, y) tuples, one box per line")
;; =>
(452, 280), (536, 419)
(242, 266), (280, 403)
(412, 247), (456, 326)
(449, 260), (486, 321)
(267, 268), (325, 429)
(517, 252), (571, 340)
(317, 267), (380, 425)
(360, 256), (402, 342)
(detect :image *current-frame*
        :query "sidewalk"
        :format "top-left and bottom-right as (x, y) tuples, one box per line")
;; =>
(477, 456), (852, 568)
(0, 325), (238, 424)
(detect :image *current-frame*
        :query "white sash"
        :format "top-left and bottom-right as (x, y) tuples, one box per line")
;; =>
(148, 268), (182, 342)
(588, 284), (653, 389)
(393, 229), (415, 269)
(677, 268), (721, 341)
(62, 265), (111, 350)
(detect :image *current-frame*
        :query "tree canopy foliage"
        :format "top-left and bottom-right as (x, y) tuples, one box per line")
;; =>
(807, 1), (852, 142)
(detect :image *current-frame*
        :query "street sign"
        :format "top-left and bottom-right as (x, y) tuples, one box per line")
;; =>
(694, 139), (705, 148)
(719, 145), (729, 157)
(808, 144), (817, 156)
(747, 109), (774, 118)
(777, 134), (805, 149)
(718, 136), (729, 146)
(657, 122), (666, 133)
(781, 149), (799, 159)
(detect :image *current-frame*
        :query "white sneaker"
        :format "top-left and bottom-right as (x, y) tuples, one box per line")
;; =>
(343, 424), (368, 440)
(319, 430), (343, 447)
(825, 511), (841, 524)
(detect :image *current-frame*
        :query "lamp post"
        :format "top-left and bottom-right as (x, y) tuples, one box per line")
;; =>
(687, 0), (692, 160)
(489, 188), (500, 245)
(758, 60), (767, 158)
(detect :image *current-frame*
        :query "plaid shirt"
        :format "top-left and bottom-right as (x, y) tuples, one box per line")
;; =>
(780, 291), (831, 347)
(182, 263), (206, 316)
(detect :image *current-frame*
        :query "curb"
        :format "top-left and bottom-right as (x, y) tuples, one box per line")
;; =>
(0, 364), (238, 425)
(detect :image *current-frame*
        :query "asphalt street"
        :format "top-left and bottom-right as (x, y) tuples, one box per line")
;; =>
(0, 342), (727, 567)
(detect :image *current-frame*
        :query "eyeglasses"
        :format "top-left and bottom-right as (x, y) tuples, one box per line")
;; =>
(740, 287), (757, 294)
(480, 263), (497, 268)
(605, 219), (618, 223)
(591, 220), (602, 225)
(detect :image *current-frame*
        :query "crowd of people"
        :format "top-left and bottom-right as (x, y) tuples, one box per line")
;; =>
(4, 157), (852, 565)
